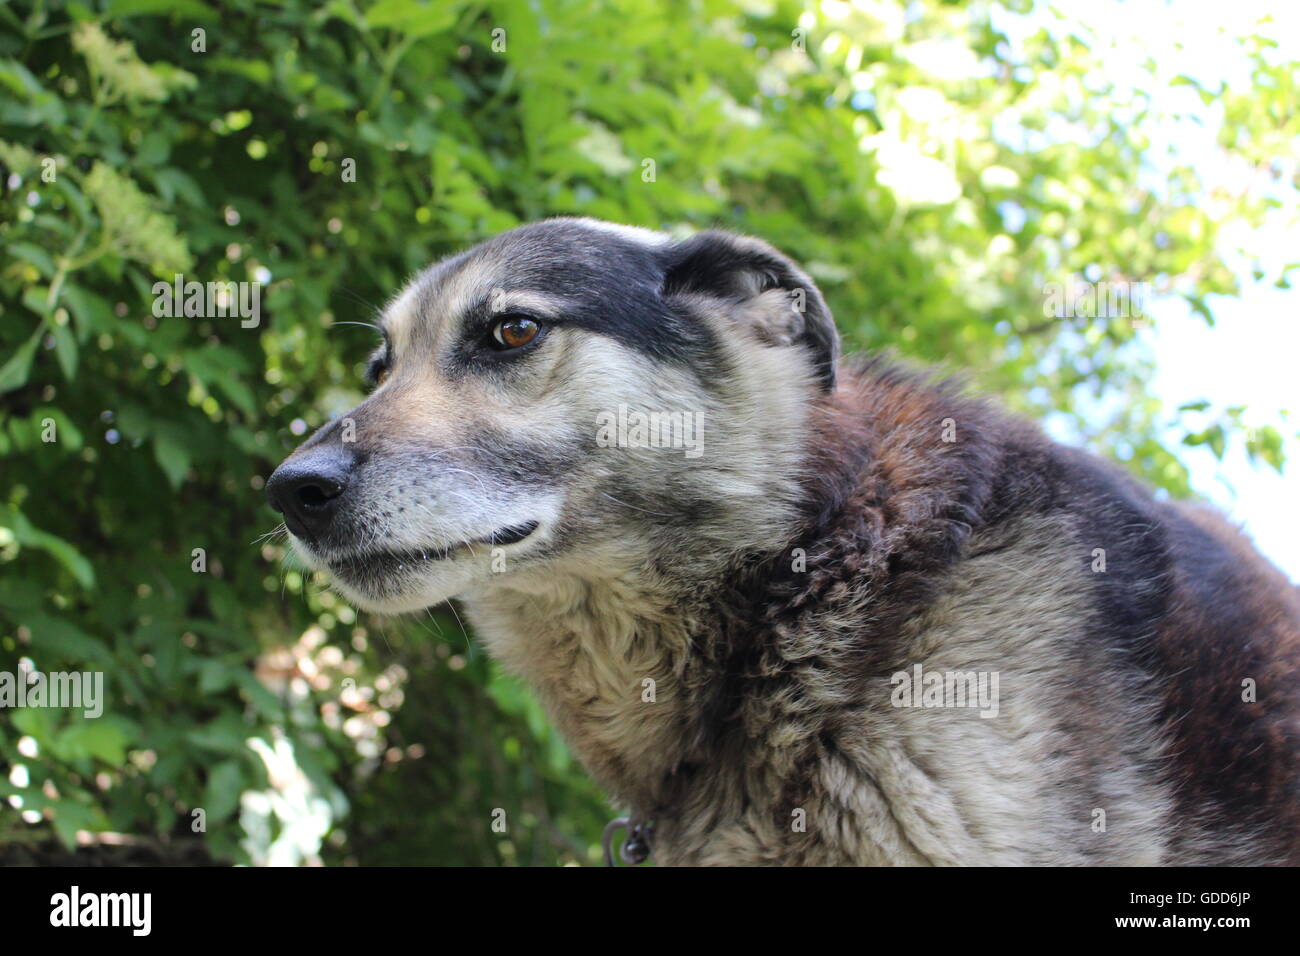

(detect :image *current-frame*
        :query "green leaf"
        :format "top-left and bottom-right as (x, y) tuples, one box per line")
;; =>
(105, 0), (219, 20)
(57, 718), (133, 764)
(7, 242), (58, 277)
(198, 659), (238, 694)
(187, 715), (251, 756)
(0, 505), (96, 587)
(203, 759), (244, 822)
(0, 577), (44, 611)
(60, 284), (115, 344)
(10, 705), (57, 741)
(22, 613), (113, 666)
(50, 320), (78, 380)
(152, 430), (191, 489)
(50, 801), (96, 849)
(1185, 294), (1215, 326)
(0, 324), (43, 394)
(366, 0), (459, 36)
(31, 407), (85, 451)
(205, 57), (273, 85)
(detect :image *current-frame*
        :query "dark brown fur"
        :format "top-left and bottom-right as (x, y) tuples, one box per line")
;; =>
(646, 356), (1299, 863)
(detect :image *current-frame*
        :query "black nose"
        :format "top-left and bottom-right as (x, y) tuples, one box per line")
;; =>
(266, 448), (353, 540)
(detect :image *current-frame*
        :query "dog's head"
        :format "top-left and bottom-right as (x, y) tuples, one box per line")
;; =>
(267, 218), (839, 612)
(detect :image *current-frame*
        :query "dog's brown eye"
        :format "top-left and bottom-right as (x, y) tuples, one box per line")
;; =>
(366, 353), (391, 386)
(492, 316), (541, 350)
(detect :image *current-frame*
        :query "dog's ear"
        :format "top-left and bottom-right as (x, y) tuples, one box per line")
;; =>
(661, 230), (839, 391)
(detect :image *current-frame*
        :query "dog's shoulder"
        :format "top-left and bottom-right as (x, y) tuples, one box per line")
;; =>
(717, 355), (1300, 864)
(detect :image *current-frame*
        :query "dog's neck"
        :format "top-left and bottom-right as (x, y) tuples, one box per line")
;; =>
(463, 544), (734, 811)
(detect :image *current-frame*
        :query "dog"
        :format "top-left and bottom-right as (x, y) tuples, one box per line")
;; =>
(267, 217), (1300, 865)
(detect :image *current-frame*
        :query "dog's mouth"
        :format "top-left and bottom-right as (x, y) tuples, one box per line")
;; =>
(324, 520), (540, 579)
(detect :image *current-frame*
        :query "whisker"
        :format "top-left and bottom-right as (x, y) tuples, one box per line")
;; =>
(251, 523), (289, 547)
(328, 320), (384, 335)
(334, 287), (385, 318)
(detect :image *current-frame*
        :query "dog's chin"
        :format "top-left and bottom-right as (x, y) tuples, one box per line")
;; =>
(291, 520), (545, 615)
(328, 562), (484, 614)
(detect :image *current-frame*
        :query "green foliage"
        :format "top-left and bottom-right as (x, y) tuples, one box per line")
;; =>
(0, 0), (1293, 863)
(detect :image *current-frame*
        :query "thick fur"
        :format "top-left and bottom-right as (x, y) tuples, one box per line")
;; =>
(271, 218), (1300, 865)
